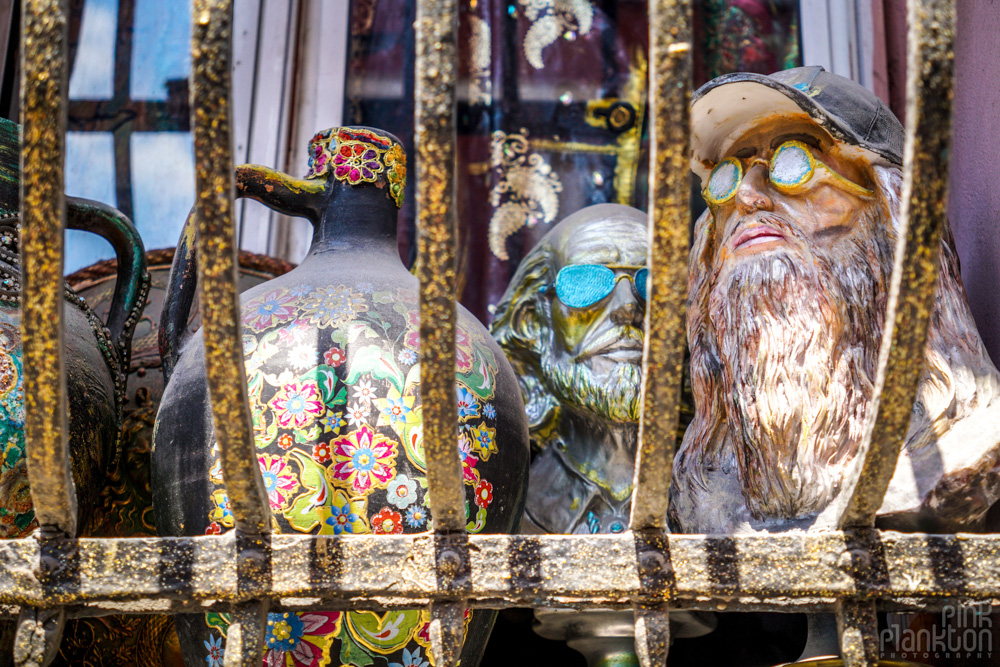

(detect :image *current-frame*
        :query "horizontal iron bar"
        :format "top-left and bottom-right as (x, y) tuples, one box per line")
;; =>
(0, 531), (996, 609)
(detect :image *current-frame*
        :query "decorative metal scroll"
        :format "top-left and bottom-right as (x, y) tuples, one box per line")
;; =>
(13, 1), (964, 667)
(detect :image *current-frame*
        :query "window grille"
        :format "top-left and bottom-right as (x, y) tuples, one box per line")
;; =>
(13, 0), (968, 666)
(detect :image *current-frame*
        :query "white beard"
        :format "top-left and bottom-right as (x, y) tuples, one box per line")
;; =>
(708, 209), (891, 519)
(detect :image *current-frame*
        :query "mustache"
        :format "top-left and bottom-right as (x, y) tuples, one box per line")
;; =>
(724, 212), (810, 251)
(574, 325), (644, 362)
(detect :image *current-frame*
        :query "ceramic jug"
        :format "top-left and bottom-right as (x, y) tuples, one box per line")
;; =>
(152, 126), (529, 667)
(0, 118), (148, 539)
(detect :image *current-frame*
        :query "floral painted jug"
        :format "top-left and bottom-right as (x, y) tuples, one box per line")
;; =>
(152, 126), (529, 667)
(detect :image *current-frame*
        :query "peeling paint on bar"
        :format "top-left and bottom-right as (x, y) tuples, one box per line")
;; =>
(0, 532), (995, 610)
(21, 0), (77, 538)
(415, 1), (466, 664)
(190, 0), (272, 537)
(631, 0), (692, 536)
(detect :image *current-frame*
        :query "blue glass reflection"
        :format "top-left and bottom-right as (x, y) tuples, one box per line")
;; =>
(65, 132), (117, 273)
(130, 132), (195, 251)
(131, 0), (191, 100)
(68, 0), (118, 99)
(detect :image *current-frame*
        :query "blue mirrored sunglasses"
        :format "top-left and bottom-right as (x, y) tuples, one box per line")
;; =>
(543, 264), (649, 309)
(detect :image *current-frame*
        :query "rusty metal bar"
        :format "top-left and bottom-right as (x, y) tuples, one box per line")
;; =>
(630, 0), (692, 534)
(21, 0), (76, 538)
(414, 0), (464, 536)
(415, 0), (466, 662)
(223, 600), (268, 667)
(0, 531), (992, 609)
(837, 601), (879, 667)
(191, 0), (271, 535)
(836, 0), (957, 528)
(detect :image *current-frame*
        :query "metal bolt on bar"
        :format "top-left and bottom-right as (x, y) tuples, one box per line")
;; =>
(415, 0), (468, 664)
(191, 0), (272, 662)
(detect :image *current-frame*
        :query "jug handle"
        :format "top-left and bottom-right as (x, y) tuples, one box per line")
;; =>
(159, 165), (327, 382)
(66, 197), (149, 369)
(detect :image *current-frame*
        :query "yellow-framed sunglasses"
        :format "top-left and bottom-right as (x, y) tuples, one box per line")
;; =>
(702, 140), (875, 206)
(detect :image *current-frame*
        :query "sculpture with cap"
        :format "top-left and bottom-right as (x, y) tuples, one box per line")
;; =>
(671, 65), (1000, 535)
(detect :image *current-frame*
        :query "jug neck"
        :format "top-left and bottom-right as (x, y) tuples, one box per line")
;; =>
(304, 185), (402, 262)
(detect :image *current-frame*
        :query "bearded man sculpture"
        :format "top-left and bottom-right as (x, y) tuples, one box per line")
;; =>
(491, 203), (648, 535)
(671, 66), (1000, 535)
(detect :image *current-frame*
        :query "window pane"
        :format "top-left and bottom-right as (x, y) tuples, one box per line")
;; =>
(65, 132), (117, 273)
(68, 0), (118, 99)
(130, 0), (191, 100)
(130, 132), (195, 251)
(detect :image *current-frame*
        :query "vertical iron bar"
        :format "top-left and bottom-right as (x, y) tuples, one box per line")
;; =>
(21, 0), (76, 538)
(837, 600), (879, 667)
(629, 0), (692, 533)
(634, 604), (671, 667)
(415, 0), (466, 664)
(415, 0), (464, 535)
(192, 1), (270, 662)
(191, 0), (271, 535)
(836, 0), (956, 528)
(223, 600), (269, 667)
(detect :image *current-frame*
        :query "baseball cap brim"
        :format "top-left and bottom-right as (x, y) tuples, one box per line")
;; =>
(690, 72), (896, 181)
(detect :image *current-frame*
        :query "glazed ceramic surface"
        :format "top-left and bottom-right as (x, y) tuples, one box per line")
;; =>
(153, 126), (529, 667)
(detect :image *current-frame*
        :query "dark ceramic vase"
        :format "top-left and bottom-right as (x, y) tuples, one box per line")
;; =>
(153, 126), (529, 667)
(0, 118), (148, 540)
(51, 249), (293, 666)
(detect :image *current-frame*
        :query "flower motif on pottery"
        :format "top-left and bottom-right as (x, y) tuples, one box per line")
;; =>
(278, 433), (294, 450)
(269, 381), (324, 430)
(474, 480), (493, 508)
(468, 423), (497, 461)
(373, 507), (404, 535)
(386, 474), (419, 509)
(264, 611), (342, 667)
(210, 489), (234, 528)
(334, 141), (385, 185)
(324, 345), (347, 367)
(390, 647), (430, 667)
(300, 286), (368, 328)
(205, 522), (222, 536)
(258, 453), (300, 511)
(456, 386), (480, 420)
(483, 403), (496, 419)
(287, 344), (316, 370)
(374, 388), (415, 427)
(346, 403), (370, 428)
(204, 634), (224, 667)
(352, 379), (375, 404)
(322, 490), (368, 535)
(329, 425), (397, 494)
(312, 441), (332, 464)
(319, 412), (346, 435)
(398, 348), (417, 366)
(243, 290), (297, 332)
(405, 505), (427, 529)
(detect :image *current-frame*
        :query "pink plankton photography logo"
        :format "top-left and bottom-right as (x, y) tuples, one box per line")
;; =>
(880, 603), (993, 661)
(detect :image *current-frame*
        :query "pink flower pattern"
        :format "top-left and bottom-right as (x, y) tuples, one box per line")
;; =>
(329, 425), (397, 494)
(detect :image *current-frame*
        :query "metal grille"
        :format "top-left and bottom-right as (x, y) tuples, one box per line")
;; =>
(13, 1), (971, 666)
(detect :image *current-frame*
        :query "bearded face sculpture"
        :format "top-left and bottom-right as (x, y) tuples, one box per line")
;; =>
(671, 67), (1000, 534)
(491, 204), (648, 535)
